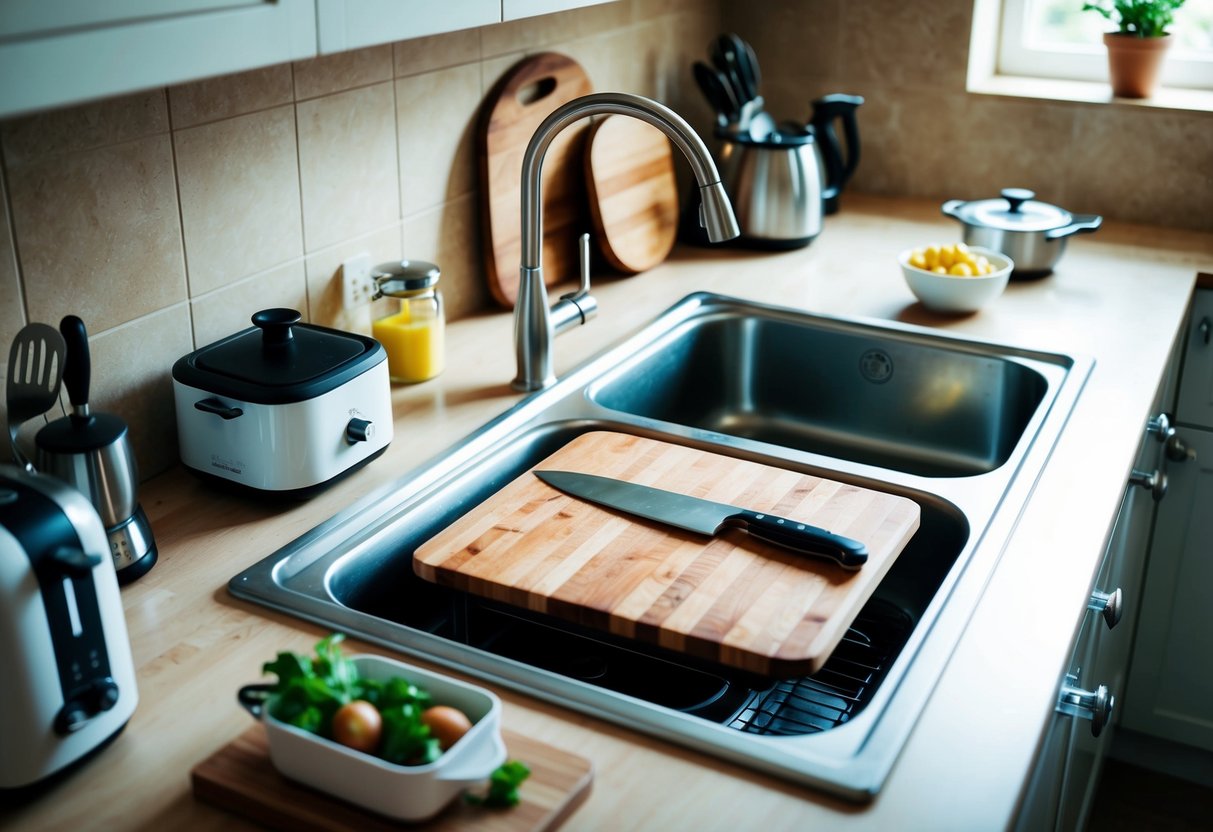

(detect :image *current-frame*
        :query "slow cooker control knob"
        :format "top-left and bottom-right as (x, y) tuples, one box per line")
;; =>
(345, 418), (375, 444)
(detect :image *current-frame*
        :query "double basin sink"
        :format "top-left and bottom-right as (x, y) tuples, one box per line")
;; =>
(230, 292), (1090, 800)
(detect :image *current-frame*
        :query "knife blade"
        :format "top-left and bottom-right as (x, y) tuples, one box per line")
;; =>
(534, 469), (868, 570)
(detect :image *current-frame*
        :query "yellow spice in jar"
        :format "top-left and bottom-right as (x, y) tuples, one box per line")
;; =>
(372, 306), (444, 383)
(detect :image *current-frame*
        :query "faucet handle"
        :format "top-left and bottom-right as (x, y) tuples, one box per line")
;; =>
(554, 232), (597, 332)
(561, 233), (592, 302)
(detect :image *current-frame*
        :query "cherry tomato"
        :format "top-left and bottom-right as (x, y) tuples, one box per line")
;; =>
(420, 705), (473, 750)
(331, 700), (383, 753)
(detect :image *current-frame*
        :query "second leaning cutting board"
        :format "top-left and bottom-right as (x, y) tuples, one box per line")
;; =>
(478, 53), (593, 308)
(414, 432), (920, 676)
(584, 115), (679, 275)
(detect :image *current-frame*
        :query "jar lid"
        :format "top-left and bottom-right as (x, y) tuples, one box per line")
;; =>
(172, 308), (384, 404)
(948, 188), (1073, 233)
(372, 259), (440, 297)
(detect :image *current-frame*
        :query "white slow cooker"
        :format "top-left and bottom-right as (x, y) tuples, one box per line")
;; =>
(172, 308), (393, 495)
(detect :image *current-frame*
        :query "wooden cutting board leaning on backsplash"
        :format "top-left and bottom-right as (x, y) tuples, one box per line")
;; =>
(478, 53), (592, 308)
(584, 114), (679, 275)
(414, 431), (921, 676)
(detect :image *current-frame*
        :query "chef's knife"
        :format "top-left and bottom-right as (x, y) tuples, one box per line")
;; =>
(534, 469), (868, 570)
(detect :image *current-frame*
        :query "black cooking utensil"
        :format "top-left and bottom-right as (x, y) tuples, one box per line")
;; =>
(723, 33), (759, 103)
(5, 323), (66, 470)
(708, 34), (749, 108)
(692, 60), (739, 126)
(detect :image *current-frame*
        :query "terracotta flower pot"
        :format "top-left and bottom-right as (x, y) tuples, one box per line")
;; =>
(1103, 32), (1172, 98)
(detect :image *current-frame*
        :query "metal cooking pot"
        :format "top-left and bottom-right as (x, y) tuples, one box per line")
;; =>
(942, 188), (1102, 278)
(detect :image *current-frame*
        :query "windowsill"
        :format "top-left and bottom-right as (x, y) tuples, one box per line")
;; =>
(969, 74), (1213, 114)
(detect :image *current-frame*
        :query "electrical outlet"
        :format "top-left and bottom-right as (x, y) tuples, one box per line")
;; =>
(342, 253), (376, 309)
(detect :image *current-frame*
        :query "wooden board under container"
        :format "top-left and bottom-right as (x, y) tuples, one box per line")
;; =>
(413, 431), (920, 676)
(584, 114), (679, 275)
(191, 726), (592, 832)
(478, 52), (592, 309)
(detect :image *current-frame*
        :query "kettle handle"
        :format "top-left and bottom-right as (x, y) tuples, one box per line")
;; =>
(809, 94), (863, 211)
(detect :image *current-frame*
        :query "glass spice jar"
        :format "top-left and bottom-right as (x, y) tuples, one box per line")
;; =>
(370, 259), (444, 384)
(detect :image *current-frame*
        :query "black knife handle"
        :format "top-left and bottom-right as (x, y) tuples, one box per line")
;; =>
(725, 510), (868, 570)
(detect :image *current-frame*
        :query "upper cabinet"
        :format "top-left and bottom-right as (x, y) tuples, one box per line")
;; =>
(503, 0), (616, 21)
(316, 0), (498, 54)
(0, 0), (317, 119)
(0, 1), (619, 120)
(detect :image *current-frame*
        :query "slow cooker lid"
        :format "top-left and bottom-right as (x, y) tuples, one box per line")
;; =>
(956, 188), (1072, 233)
(196, 309), (365, 387)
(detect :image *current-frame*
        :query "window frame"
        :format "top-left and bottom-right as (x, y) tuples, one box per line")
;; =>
(997, 0), (1213, 91)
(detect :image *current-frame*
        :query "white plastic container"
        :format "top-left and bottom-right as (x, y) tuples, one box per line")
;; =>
(242, 654), (506, 822)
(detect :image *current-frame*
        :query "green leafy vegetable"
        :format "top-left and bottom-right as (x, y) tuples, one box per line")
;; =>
(259, 634), (528, 808)
(1082, 0), (1187, 37)
(466, 760), (532, 808)
(261, 633), (359, 737)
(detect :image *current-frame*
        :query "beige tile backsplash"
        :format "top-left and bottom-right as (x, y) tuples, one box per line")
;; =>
(1, 0), (1208, 480)
(174, 105), (303, 295)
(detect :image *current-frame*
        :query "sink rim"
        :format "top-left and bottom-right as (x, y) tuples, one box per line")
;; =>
(228, 291), (1093, 801)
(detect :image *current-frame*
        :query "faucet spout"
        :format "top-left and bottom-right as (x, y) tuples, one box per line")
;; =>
(511, 92), (738, 392)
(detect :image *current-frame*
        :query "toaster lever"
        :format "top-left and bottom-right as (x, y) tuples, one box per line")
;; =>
(48, 546), (102, 577)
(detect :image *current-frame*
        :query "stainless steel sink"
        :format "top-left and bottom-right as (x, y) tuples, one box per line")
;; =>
(589, 312), (1049, 477)
(230, 292), (1090, 801)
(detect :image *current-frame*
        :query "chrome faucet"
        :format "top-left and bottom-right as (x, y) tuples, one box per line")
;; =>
(511, 92), (740, 391)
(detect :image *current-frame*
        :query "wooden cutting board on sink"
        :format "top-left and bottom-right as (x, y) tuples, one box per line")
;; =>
(414, 432), (920, 676)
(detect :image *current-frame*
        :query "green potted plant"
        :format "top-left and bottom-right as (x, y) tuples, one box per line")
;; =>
(1082, 0), (1187, 97)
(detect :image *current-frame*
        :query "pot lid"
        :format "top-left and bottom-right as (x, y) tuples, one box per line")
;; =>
(948, 188), (1073, 232)
(173, 309), (384, 404)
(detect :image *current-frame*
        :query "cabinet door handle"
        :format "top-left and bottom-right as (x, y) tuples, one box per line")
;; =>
(1146, 413), (1175, 443)
(1199, 316), (1210, 346)
(1057, 670), (1114, 737)
(1129, 468), (1168, 502)
(1088, 588), (1123, 629)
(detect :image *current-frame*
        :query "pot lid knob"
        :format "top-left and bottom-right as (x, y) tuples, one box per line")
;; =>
(1001, 188), (1035, 213)
(251, 308), (301, 347)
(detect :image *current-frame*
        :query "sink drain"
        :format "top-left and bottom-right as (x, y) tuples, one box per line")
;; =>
(860, 349), (893, 384)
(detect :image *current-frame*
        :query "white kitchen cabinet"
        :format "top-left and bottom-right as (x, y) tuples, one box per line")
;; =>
(503, 0), (618, 21)
(315, 0), (498, 54)
(0, 1), (621, 119)
(1124, 291), (1213, 752)
(0, 0), (317, 119)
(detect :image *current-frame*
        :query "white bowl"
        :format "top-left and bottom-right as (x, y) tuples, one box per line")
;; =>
(250, 654), (506, 822)
(899, 245), (1013, 313)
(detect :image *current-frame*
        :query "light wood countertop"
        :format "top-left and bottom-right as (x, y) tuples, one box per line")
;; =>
(6, 195), (1213, 831)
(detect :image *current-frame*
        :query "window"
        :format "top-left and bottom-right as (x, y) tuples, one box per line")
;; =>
(998, 0), (1213, 90)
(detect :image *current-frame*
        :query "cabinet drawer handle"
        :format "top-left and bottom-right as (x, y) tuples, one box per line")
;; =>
(1088, 588), (1123, 629)
(1129, 468), (1167, 502)
(1165, 434), (1197, 463)
(1057, 671), (1114, 737)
